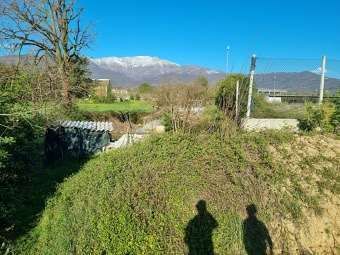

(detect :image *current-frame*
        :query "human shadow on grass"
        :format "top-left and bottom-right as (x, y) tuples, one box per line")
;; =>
(184, 200), (218, 255)
(242, 204), (273, 255)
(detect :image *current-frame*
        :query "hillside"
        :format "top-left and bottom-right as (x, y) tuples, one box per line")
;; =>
(1, 55), (340, 91)
(15, 131), (340, 255)
(255, 71), (340, 92)
(88, 56), (225, 86)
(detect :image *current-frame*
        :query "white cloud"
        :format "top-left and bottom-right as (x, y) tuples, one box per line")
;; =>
(310, 67), (327, 74)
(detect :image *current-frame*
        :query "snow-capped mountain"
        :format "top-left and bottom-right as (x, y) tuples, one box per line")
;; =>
(90, 56), (179, 69)
(88, 56), (225, 86)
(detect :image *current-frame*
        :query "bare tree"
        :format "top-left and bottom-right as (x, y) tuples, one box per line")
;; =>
(0, 0), (89, 103)
(155, 83), (208, 132)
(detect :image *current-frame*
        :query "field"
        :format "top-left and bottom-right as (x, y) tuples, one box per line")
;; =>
(77, 100), (154, 113)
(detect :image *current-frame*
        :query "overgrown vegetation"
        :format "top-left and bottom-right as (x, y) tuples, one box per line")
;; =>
(0, 0), (90, 103)
(137, 82), (153, 94)
(215, 74), (249, 121)
(252, 95), (306, 119)
(0, 1), (339, 253)
(298, 101), (339, 133)
(0, 64), (76, 247)
(13, 124), (339, 254)
(0, 0), (91, 249)
(155, 83), (210, 132)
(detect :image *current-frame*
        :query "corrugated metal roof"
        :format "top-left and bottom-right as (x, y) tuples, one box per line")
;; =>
(59, 121), (113, 131)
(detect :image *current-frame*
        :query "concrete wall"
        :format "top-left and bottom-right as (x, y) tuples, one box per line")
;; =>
(242, 118), (298, 131)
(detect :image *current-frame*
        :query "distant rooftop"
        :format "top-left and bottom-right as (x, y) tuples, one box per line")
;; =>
(93, 78), (111, 81)
(58, 121), (113, 131)
(258, 88), (288, 93)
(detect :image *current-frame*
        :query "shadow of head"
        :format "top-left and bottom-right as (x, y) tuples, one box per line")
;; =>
(246, 203), (257, 218)
(243, 204), (274, 255)
(185, 200), (218, 255)
(196, 200), (207, 215)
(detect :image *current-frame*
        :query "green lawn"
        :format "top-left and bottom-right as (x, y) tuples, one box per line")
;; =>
(77, 100), (154, 113)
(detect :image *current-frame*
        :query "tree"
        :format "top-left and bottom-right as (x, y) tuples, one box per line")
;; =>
(155, 83), (207, 132)
(215, 74), (250, 120)
(194, 76), (208, 87)
(0, 0), (90, 103)
(138, 82), (153, 94)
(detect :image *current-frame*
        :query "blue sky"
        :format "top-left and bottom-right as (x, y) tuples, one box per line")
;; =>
(81, 0), (340, 71)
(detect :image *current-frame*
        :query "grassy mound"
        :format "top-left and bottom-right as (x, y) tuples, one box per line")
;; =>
(16, 131), (340, 254)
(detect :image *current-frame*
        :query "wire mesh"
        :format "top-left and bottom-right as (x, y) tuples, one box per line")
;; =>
(255, 57), (322, 93)
(325, 58), (340, 94)
(249, 56), (340, 120)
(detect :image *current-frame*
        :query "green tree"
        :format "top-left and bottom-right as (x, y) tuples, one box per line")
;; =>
(138, 83), (153, 94)
(215, 74), (250, 119)
(194, 76), (208, 87)
(0, 0), (90, 103)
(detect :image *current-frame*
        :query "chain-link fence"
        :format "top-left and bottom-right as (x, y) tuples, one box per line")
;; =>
(247, 56), (340, 119)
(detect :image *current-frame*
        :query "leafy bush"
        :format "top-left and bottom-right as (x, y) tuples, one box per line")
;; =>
(0, 65), (70, 245)
(161, 112), (173, 131)
(155, 84), (208, 132)
(192, 105), (238, 136)
(0, 98), (47, 247)
(0, 84), (46, 175)
(193, 76), (208, 87)
(298, 102), (336, 132)
(215, 74), (249, 120)
(91, 93), (116, 103)
(137, 82), (153, 94)
(330, 91), (340, 133)
(0, 137), (15, 169)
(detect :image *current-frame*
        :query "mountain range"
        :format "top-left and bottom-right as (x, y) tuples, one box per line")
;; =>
(88, 56), (225, 86)
(89, 56), (339, 91)
(0, 55), (339, 91)
(255, 71), (340, 92)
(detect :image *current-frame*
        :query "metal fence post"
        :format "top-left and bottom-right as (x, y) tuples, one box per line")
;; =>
(246, 54), (256, 118)
(319, 55), (326, 105)
(235, 80), (240, 121)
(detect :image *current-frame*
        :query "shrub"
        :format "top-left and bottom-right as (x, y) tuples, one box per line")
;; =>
(330, 91), (340, 133)
(192, 105), (237, 136)
(215, 74), (249, 120)
(137, 83), (153, 94)
(0, 65), (73, 245)
(193, 76), (208, 87)
(91, 94), (116, 103)
(155, 84), (208, 132)
(161, 112), (173, 131)
(298, 102), (336, 132)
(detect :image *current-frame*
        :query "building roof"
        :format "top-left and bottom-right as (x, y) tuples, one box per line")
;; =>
(258, 88), (288, 93)
(58, 121), (113, 131)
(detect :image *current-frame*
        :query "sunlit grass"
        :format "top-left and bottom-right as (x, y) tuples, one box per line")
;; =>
(77, 100), (154, 113)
